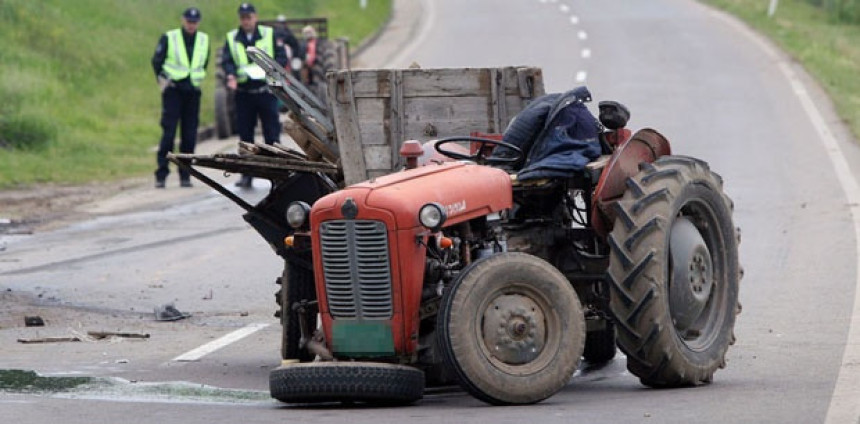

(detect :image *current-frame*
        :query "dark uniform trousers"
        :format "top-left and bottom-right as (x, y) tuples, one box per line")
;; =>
(235, 88), (280, 144)
(155, 86), (201, 182)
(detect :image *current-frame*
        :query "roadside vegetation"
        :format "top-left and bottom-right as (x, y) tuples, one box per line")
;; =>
(0, 0), (391, 188)
(703, 0), (860, 142)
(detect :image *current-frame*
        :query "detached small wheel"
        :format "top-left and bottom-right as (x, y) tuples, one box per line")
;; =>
(269, 362), (425, 405)
(608, 155), (740, 387)
(438, 252), (585, 405)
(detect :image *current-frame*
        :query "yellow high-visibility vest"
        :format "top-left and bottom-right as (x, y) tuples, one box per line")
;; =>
(162, 29), (209, 87)
(226, 25), (273, 83)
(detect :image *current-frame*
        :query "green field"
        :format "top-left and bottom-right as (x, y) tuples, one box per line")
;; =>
(703, 0), (860, 144)
(0, 0), (391, 188)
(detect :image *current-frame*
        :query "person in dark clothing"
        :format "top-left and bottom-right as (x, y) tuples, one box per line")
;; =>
(151, 7), (210, 188)
(222, 2), (288, 188)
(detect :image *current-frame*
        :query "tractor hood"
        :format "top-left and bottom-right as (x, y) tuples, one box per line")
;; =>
(311, 162), (513, 230)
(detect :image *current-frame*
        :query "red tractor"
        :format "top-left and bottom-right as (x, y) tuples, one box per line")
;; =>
(261, 96), (741, 405)
(172, 54), (740, 404)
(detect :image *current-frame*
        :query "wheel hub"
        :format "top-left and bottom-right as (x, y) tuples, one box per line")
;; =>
(669, 217), (714, 333)
(482, 294), (546, 365)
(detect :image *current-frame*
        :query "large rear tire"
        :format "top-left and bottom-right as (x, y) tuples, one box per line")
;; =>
(438, 252), (585, 405)
(607, 155), (740, 387)
(269, 362), (424, 404)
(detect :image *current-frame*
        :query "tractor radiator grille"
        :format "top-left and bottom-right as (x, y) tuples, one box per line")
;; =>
(319, 220), (393, 319)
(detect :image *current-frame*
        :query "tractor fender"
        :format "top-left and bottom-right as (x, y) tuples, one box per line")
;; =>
(591, 128), (671, 236)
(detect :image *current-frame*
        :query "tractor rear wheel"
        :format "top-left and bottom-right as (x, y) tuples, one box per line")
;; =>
(437, 252), (585, 405)
(607, 155), (740, 387)
(269, 362), (424, 404)
(278, 260), (317, 362)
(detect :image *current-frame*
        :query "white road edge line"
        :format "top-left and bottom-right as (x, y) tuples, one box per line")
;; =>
(172, 323), (271, 362)
(707, 7), (860, 424)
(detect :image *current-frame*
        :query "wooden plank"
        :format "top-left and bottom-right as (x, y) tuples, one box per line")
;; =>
(329, 67), (541, 100)
(389, 70), (404, 170)
(328, 70), (370, 185)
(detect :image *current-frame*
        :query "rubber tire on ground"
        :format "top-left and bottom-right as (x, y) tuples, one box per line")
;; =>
(583, 322), (617, 364)
(607, 155), (741, 387)
(279, 260), (317, 362)
(309, 39), (339, 108)
(269, 362), (425, 404)
(214, 86), (231, 139)
(437, 252), (585, 405)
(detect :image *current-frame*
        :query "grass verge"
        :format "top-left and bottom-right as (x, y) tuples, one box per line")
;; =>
(0, 0), (391, 188)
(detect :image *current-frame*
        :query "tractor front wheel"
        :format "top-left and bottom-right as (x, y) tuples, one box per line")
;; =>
(607, 155), (741, 387)
(438, 252), (585, 405)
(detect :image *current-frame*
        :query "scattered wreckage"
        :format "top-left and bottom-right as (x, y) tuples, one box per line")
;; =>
(169, 47), (741, 405)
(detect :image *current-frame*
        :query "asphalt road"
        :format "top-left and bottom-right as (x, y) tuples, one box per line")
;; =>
(2, 1), (860, 423)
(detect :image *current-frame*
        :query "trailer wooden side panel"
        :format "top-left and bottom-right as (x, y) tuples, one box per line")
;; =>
(327, 67), (545, 185)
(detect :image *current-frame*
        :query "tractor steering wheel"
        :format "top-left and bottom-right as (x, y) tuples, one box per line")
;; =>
(433, 136), (524, 166)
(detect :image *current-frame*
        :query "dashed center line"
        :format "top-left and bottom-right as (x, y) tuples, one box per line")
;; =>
(578, 30), (588, 40)
(581, 48), (592, 59)
(575, 71), (588, 83)
(570, 15), (580, 24)
(559, 4), (570, 13)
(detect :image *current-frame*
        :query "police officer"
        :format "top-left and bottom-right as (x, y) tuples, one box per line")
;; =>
(151, 7), (210, 188)
(222, 3), (287, 188)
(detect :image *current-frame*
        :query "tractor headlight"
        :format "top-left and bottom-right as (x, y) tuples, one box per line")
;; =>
(419, 203), (447, 232)
(286, 201), (311, 229)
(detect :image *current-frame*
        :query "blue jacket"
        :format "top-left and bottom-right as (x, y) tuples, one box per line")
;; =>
(499, 87), (602, 181)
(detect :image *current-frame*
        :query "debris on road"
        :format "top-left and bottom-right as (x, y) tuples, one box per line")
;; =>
(17, 337), (81, 344)
(87, 331), (150, 340)
(154, 303), (190, 321)
(24, 316), (45, 327)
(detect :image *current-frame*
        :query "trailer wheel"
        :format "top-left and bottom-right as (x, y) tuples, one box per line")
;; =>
(214, 86), (232, 139)
(279, 260), (317, 362)
(437, 252), (585, 405)
(607, 156), (740, 387)
(309, 39), (339, 108)
(583, 322), (617, 364)
(270, 362), (424, 404)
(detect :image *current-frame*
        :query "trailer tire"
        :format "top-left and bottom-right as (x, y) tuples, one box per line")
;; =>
(438, 252), (585, 405)
(214, 86), (232, 139)
(279, 260), (317, 362)
(583, 322), (617, 364)
(309, 39), (339, 108)
(607, 156), (740, 387)
(270, 362), (424, 404)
